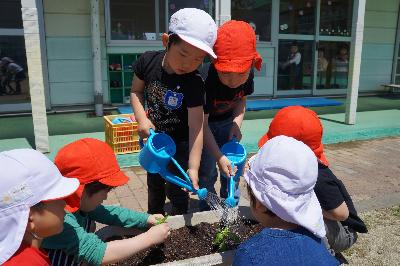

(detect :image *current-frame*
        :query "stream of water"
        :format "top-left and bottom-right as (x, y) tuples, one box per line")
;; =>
(203, 192), (241, 227)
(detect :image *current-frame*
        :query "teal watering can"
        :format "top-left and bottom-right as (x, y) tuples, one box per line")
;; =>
(139, 129), (208, 200)
(221, 138), (247, 208)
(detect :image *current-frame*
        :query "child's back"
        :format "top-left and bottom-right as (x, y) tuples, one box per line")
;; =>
(234, 227), (338, 266)
(234, 136), (339, 266)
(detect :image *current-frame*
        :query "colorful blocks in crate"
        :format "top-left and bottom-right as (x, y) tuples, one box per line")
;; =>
(104, 114), (140, 154)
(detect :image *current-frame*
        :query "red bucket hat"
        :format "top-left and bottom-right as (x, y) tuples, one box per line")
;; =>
(214, 20), (262, 73)
(54, 138), (129, 212)
(258, 106), (329, 166)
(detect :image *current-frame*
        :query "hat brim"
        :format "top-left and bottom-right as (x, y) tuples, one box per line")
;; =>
(0, 205), (30, 264)
(99, 170), (129, 187)
(215, 54), (262, 73)
(64, 171), (128, 213)
(177, 34), (217, 59)
(42, 175), (80, 202)
(244, 168), (326, 238)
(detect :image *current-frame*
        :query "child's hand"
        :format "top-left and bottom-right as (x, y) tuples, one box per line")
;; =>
(138, 118), (155, 139)
(229, 123), (242, 142)
(217, 155), (237, 178)
(147, 214), (165, 226)
(187, 168), (199, 190)
(145, 223), (171, 245)
(244, 155), (256, 173)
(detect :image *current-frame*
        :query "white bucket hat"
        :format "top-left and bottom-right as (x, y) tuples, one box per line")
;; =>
(245, 136), (326, 238)
(0, 149), (79, 264)
(169, 8), (217, 58)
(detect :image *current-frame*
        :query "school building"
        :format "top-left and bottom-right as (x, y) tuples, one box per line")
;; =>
(0, 0), (399, 151)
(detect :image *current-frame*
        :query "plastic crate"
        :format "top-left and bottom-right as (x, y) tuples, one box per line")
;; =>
(104, 114), (140, 154)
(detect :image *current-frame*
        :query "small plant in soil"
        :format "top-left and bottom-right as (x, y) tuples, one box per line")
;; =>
(213, 227), (240, 252)
(110, 219), (263, 265)
(155, 215), (169, 225)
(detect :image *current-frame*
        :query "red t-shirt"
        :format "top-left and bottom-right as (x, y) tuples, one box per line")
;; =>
(3, 244), (50, 266)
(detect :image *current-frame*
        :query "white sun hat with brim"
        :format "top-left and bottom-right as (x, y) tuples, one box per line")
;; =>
(169, 8), (217, 59)
(244, 135), (326, 238)
(0, 149), (79, 264)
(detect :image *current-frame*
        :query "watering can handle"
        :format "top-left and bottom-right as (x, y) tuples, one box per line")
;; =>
(170, 157), (193, 186)
(139, 128), (156, 148)
(228, 175), (236, 199)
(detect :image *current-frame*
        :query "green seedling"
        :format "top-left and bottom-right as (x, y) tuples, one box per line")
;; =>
(155, 215), (169, 225)
(213, 227), (240, 252)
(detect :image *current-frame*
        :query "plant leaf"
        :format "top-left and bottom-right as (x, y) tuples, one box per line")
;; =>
(155, 215), (169, 225)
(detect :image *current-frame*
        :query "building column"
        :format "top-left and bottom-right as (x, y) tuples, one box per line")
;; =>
(91, 0), (103, 116)
(218, 0), (231, 26)
(21, 0), (50, 152)
(345, 0), (366, 124)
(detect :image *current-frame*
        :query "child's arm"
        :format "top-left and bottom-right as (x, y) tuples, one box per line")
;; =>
(88, 205), (156, 229)
(203, 114), (235, 177)
(102, 223), (170, 265)
(89, 205), (164, 230)
(315, 175), (350, 222)
(131, 74), (154, 139)
(187, 106), (204, 189)
(229, 96), (247, 141)
(323, 201), (349, 221)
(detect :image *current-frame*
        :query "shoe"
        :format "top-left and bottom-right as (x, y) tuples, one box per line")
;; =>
(115, 64), (122, 71)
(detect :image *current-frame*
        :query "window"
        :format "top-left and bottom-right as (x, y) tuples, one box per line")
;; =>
(320, 0), (353, 36)
(231, 0), (272, 42)
(316, 42), (350, 89)
(394, 6), (400, 85)
(168, 0), (215, 19)
(279, 0), (316, 35)
(107, 0), (214, 42)
(278, 40), (313, 90)
(109, 0), (164, 41)
(0, 0), (30, 103)
(0, 0), (22, 28)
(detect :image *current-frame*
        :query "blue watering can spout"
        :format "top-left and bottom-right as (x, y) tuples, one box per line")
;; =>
(221, 137), (247, 208)
(224, 176), (238, 208)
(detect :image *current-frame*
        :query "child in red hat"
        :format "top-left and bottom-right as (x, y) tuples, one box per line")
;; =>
(258, 106), (367, 258)
(41, 138), (170, 266)
(199, 20), (262, 210)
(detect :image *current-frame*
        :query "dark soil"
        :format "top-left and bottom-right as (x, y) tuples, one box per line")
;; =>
(110, 219), (263, 266)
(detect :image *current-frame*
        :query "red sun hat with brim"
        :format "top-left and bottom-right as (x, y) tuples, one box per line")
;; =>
(54, 138), (129, 212)
(213, 20), (262, 73)
(258, 106), (329, 166)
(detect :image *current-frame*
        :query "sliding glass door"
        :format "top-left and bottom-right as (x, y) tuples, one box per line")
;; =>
(276, 0), (354, 96)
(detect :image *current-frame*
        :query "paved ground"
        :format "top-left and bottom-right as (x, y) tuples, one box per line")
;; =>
(105, 136), (400, 214)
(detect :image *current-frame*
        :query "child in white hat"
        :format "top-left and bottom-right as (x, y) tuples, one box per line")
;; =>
(233, 136), (339, 266)
(131, 8), (217, 215)
(0, 149), (79, 265)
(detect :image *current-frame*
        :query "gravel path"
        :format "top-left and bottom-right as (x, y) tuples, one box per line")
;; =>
(344, 206), (400, 265)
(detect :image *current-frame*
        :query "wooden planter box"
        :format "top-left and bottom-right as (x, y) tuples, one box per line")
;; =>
(97, 201), (253, 266)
